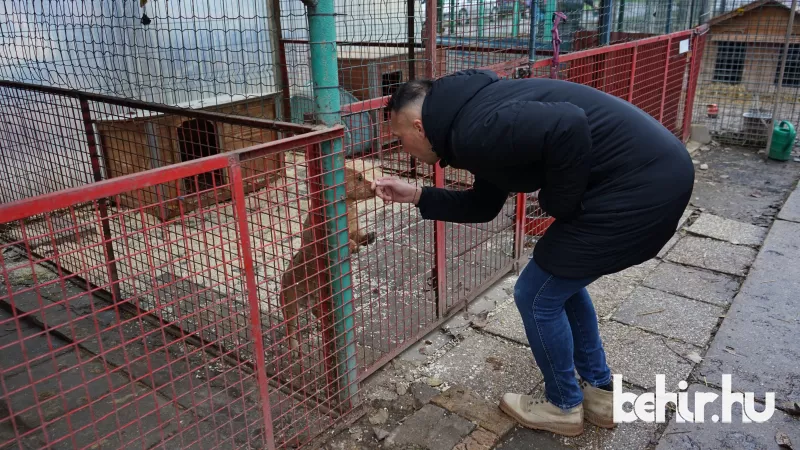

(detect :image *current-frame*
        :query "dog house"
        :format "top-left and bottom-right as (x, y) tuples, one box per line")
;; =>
(93, 93), (285, 220)
(694, 0), (800, 145)
(289, 88), (374, 156)
(337, 46), (448, 149)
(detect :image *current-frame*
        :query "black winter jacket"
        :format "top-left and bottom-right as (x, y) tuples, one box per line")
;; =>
(415, 69), (695, 279)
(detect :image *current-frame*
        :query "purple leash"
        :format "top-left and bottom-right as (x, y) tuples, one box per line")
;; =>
(550, 12), (568, 79)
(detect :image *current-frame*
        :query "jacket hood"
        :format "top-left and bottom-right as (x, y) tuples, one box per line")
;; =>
(421, 69), (499, 167)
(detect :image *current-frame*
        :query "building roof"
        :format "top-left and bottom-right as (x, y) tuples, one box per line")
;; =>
(171, 92), (277, 111)
(336, 45), (410, 60)
(92, 91), (278, 122)
(708, 0), (800, 26)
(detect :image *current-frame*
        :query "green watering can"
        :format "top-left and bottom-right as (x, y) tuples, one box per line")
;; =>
(768, 120), (796, 161)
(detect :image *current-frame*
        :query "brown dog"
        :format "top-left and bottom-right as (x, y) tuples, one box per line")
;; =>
(279, 164), (376, 372)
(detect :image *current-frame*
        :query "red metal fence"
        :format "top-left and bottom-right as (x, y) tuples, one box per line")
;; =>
(0, 84), (352, 449)
(0, 79), (525, 449)
(0, 25), (707, 450)
(477, 25), (709, 142)
(339, 24), (709, 326)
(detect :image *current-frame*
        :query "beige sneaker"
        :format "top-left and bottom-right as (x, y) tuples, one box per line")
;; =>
(580, 380), (616, 429)
(499, 393), (584, 437)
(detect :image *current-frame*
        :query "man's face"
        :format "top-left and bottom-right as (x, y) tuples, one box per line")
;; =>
(390, 107), (439, 165)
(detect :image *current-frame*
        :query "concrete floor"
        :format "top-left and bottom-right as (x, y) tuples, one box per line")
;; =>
(317, 143), (800, 450)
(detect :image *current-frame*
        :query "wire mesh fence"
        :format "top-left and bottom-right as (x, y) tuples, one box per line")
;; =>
(0, 78), (538, 448)
(690, 0), (800, 149)
(0, 0), (713, 447)
(553, 29), (702, 141)
(0, 0), (706, 123)
(0, 81), (301, 205)
(0, 164), (273, 449)
(0, 82), (347, 449)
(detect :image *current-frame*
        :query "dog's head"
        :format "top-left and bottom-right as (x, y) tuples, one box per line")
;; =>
(343, 161), (378, 201)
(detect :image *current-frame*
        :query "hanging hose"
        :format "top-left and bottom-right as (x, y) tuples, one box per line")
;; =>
(550, 12), (568, 79)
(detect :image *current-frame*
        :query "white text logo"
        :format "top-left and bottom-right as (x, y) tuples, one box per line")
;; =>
(612, 374), (775, 423)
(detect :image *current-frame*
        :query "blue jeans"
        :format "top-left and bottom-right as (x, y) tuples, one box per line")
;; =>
(513, 258), (612, 410)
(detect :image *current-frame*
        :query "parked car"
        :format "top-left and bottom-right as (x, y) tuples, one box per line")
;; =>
(420, 0), (499, 26)
(494, 0), (530, 18)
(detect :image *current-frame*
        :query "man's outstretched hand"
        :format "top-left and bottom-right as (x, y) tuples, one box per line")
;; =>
(371, 177), (422, 205)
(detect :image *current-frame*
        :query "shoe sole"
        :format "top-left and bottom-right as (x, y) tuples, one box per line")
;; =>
(499, 398), (584, 437)
(585, 409), (616, 429)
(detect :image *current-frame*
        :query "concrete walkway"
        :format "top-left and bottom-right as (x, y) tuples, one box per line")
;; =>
(322, 145), (800, 449)
(657, 185), (800, 449)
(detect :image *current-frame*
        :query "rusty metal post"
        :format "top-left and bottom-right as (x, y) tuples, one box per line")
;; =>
(425, 0), (438, 78)
(433, 165), (447, 317)
(512, 193), (526, 273)
(682, 27), (707, 143)
(79, 97), (122, 303)
(419, 0), (449, 315)
(627, 45), (639, 102)
(658, 36), (674, 122)
(270, 0), (292, 124)
(229, 155), (278, 450)
(408, 0), (416, 80)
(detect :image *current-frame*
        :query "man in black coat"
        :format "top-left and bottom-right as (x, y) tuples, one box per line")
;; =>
(373, 69), (694, 436)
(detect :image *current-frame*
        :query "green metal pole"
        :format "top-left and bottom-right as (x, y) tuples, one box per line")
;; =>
(478, 0), (485, 38)
(449, 0), (456, 34)
(512, 0), (521, 37)
(307, 0), (359, 407)
(544, 0), (556, 43)
(437, 0), (444, 34)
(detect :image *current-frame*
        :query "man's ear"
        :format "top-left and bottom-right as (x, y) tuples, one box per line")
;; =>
(413, 118), (425, 136)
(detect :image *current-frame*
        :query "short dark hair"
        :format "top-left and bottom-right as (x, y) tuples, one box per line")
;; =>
(386, 79), (433, 113)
